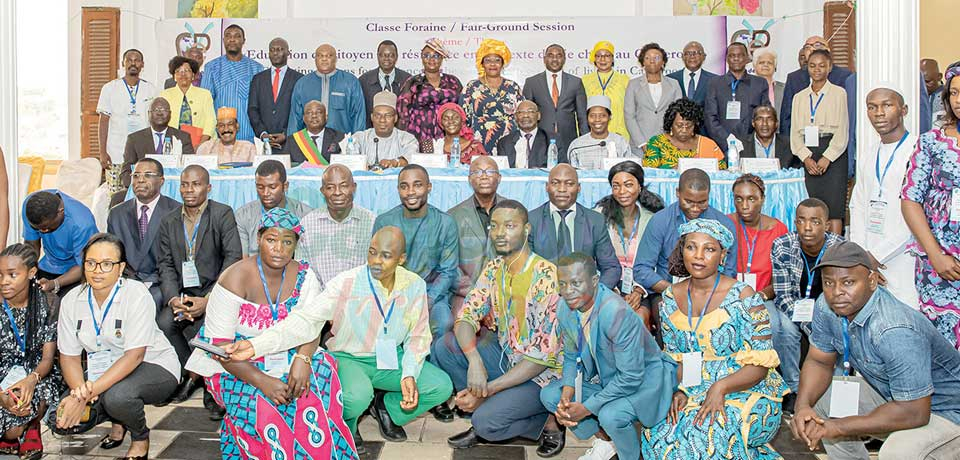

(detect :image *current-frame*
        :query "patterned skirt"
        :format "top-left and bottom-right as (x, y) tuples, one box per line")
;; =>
(916, 255), (960, 349)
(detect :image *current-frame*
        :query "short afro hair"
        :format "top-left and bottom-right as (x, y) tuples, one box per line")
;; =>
(663, 98), (704, 133)
(24, 191), (62, 227)
(168, 56), (200, 77)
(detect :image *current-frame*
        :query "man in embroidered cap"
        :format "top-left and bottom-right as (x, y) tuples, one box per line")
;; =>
(353, 91), (419, 169)
(196, 106), (257, 164)
(566, 95), (632, 169)
(287, 44), (366, 136)
(581, 41), (630, 142)
(360, 40), (412, 128)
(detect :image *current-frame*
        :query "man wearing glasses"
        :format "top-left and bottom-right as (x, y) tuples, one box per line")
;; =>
(353, 91), (419, 169)
(779, 36), (853, 136)
(359, 40), (412, 128)
(667, 41), (717, 107)
(495, 100), (559, 168)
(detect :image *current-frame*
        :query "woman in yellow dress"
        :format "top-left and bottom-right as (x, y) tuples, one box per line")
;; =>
(160, 56), (215, 147)
(581, 41), (631, 143)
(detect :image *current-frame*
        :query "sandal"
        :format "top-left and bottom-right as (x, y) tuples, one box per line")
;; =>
(18, 418), (42, 460)
(0, 438), (18, 455)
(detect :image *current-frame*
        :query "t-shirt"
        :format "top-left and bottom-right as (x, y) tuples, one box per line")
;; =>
(22, 190), (98, 275)
(96, 78), (159, 163)
(731, 217), (789, 291)
(799, 250), (824, 300)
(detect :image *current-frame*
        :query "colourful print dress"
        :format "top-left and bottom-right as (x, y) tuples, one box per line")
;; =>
(396, 73), (463, 152)
(461, 79), (524, 154)
(643, 134), (726, 170)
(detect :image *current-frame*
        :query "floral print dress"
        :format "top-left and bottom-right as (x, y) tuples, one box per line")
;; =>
(461, 79), (523, 154)
(396, 73), (463, 153)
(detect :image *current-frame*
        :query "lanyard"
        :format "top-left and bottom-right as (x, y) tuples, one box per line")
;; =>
(686, 275), (721, 351)
(874, 131), (910, 200)
(739, 219), (760, 273)
(597, 72), (614, 94)
(760, 139), (774, 159)
(124, 80), (140, 107)
(730, 78), (741, 97)
(366, 267), (397, 335)
(809, 92), (825, 124)
(2, 300), (24, 354)
(256, 256), (287, 321)
(840, 316), (852, 376)
(802, 244), (828, 299)
(87, 282), (122, 347)
(575, 299), (601, 366)
(182, 218), (201, 260)
(617, 209), (642, 254)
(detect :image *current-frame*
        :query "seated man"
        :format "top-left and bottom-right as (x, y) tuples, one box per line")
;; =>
(107, 158), (181, 308)
(541, 252), (676, 460)
(736, 105), (800, 169)
(495, 100), (559, 168)
(434, 200), (566, 457)
(299, 164), (375, 288)
(22, 189), (98, 300)
(567, 95), (631, 170)
(156, 165), (243, 412)
(227, 227), (454, 453)
(234, 159), (311, 255)
(196, 107), (256, 164)
(284, 100), (344, 166)
(792, 241), (960, 459)
(448, 156), (503, 309)
(529, 164), (621, 289)
(770, 197), (844, 412)
(354, 91), (419, 169)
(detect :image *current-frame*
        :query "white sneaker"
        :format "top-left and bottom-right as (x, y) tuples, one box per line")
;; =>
(578, 438), (617, 460)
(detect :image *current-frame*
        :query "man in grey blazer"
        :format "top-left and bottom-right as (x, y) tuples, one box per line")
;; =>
(107, 158), (181, 310)
(625, 43), (683, 149)
(522, 44), (587, 158)
(667, 41), (718, 106)
(359, 40), (412, 128)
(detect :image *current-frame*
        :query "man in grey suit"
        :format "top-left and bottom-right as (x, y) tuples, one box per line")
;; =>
(704, 42), (771, 151)
(359, 40), (412, 128)
(625, 43), (683, 149)
(522, 44), (587, 158)
(667, 41), (718, 106)
(527, 164), (621, 289)
(107, 158), (180, 310)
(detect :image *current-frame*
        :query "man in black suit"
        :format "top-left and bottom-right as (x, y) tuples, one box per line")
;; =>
(284, 100), (344, 165)
(522, 44), (586, 157)
(495, 100), (560, 168)
(107, 158), (180, 309)
(704, 42), (771, 151)
(156, 165), (242, 413)
(667, 41), (718, 107)
(737, 105), (800, 169)
(248, 37), (303, 153)
(359, 40), (412, 128)
(113, 98), (195, 206)
(527, 164), (621, 289)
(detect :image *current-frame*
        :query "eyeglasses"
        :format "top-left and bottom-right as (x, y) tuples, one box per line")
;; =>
(149, 108), (171, 114)
(482, 57), (503, 64)
(132, 172), (161, 180)
(683, 51), (704, 57)
(371, 112), (396, 120)
(84, 259), (120, 272)
(469, 169), (500, 177)
(803, 42), (828, 50)
(516, 109), (538, 115)
(422, 53), (442, 60)
(174, 68), (194, 75)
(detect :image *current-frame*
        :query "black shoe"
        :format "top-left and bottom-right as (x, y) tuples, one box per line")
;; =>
(354, 431), (366, 456)
(99, 427), (126, 450)
(447, 427), (484, 449)
(429, 403), (454, 423)
(454, 407), (472, 419)
(782, 393), (797, 415)
(371, 392), (406, 442)
(536, 426), (566, 458)
(171, 378), (202, 404)
(203, 390), (225, 421)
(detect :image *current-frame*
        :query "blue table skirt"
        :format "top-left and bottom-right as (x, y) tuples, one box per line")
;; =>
(153, 167), (809, 230)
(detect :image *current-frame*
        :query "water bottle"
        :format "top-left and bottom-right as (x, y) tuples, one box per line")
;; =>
(162, 137), (172, 155)
(726, 139), (740, 172)
(346, 135), (360, 155)
(450, 137), (461, 168)
(261, 134), (272, 156)
(547, 139), (558, 169)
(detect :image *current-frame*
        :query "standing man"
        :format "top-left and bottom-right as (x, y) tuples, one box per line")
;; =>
(667, 41), (717, 106)
(922, 58), (946, 128)
(288, 44), (366, 136)
(779, 36), (853, 136)
(22, 190), (98, 301)
(849, 87), (919, 307)
(299, 164), (375, 288)
(522, 44), (587, 157)
(234, 159), (312, 256)
(248, 37), (303, 153)
(284, 100), (344, 166)
(201, 24), (264, 142)
(529, 164), (621, 289)
(98, 49), (159, 191)
(359, 40), (412, 128)
(704, 42), (770, 150)
(448, 156), (503, 309)
(165, 47), (205, 89)
(495, 100), (556, 168)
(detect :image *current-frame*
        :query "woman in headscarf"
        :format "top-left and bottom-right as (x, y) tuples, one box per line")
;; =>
(581, 41), (631, 142)
(461, 38), (524, 153)
(186, 208), (358, 460)
(432, 102), (488, 164)
(397, 38), (463, 153)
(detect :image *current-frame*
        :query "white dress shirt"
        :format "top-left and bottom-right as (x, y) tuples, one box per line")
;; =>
(152, 128), (169, 151)
(648, 82), (663, 107)
(549, 202), (577, 248)
(513, 128), (537, 169)
(683, 68), (702, 95)
(545, 71), (563, 95)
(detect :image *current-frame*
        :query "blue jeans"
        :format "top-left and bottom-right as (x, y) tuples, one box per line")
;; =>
(540, 381), (641, 460)
(766, 300), (801, 391)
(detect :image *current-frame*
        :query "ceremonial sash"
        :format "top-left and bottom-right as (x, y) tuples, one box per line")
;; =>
(292, 129), (328, 166)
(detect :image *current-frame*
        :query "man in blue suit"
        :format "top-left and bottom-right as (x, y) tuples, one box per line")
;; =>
(248, 37), (303, 153)
(528, 164), (621, 289)
(779, 36), (853, 136)
(667, 41), (717, 107)
(541, 253), (676, 460)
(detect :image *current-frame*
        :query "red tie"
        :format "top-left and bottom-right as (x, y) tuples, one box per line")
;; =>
(272, 68), (280, 102)
(551, 74), (559, 107)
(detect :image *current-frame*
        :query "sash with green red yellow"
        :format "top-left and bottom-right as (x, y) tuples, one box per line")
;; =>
(292, 128), (328, 166)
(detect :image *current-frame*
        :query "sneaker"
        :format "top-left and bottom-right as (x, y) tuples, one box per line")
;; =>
(578, 439), (616, 460)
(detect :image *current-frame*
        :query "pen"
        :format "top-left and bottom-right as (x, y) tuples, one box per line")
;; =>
(6, 389), (20, 407)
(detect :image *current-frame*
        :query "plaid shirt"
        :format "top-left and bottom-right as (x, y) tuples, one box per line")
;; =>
(771, 231), (845, 318)
(297, 205), (375, 290)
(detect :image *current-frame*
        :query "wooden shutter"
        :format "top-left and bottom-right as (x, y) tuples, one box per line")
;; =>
(824, 1), (856, 72)
(80, 7), (119, 159)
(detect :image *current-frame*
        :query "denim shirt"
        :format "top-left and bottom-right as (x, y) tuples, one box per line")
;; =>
(810, 287), (960, 425)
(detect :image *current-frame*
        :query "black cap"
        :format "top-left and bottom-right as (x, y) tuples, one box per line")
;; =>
(812, 241), (877, 271)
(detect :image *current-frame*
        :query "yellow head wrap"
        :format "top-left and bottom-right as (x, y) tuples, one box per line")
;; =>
(475, 38), (511, 77)
(589, 41), (615, 64)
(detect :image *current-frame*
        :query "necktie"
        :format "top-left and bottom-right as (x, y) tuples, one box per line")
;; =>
(688, 72), (696, 98)
(310, 135), (320, 147)
(383, 75), (391, 92)
(557, 209), (572, 257)
(138, 204), (149, 241)
(272, 68), (281, 102)
(551, 74), (559, 107)
(155, 133), (164, 154)
(524, 133), (533, 154)
(321, 74), (331, 109)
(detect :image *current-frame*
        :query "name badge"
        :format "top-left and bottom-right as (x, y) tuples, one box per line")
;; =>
(804, 126), (820, 147)
(87, 349), (123, 382)
(681, 352), (703, 387)
(725, 101), (741, 120)
(829, 377), (860, 418)
(264, 352), (290, 377)
(126, 112), (144, 135)
(182, 261), (201, 288)
(737, 272), (757, 291)
(375, 338), (399, 370)
(868, 200), (887, 234)
(792, 298), (815, 322)
(620, 267), (634, 295)
(574, 369), (583, 403)
(951, 189), (960, 222)
(672, 276), (688, 284)
(0, 366), (27, 391)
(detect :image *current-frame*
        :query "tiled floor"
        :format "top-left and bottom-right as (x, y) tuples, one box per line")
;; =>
(3, 395), (878, 459)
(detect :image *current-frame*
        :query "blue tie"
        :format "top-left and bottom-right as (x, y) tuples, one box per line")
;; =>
(688, 72), (696, 99)
(155, 133), (164, 154)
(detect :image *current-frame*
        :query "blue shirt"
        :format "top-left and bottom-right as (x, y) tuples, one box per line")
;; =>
(810, 287), (960, 425)
(287, 70), (366, 135)
(22, 190), (98, 274)
(632, 202), (738, 290)
(201, 55), (264, 142)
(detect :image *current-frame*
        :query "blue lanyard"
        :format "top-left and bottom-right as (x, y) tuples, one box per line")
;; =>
(575, 300), (601, 367)
(840, 316), (852, 376)
(256, 256), (287, 321)
(597, 72), (614, 94)
(617, 209), (641, 253)
(685, 275), (721, 351)
(182, 218), (201, 260)
(124, 80), (140, 107)
(2, 300), (24, 355)
(874, 131), (910, 200)
(802, 244), (828, 299)
(366, 267), (396, 335)
(730, 78), (741, 97)
(809, 92), (825, 124)
(739, 219), (760, 273)
(87, 282), (121, 346)
(760, 140), (774, 159)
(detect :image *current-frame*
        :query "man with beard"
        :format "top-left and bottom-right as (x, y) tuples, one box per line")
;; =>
(359, 40), (412, 127)
(495, 100), (557, 168)
(736, 105), (799, 168)
(522, 44), (587, 157)
(233, 159), (312, 256)
(449, 156), (503, 309)
(201, 24), (263, 142)
(288, 44), (366, 135)
(196, 107), (256, 164)
(249, 37), (303, 153)
(435, 200), (567, 457)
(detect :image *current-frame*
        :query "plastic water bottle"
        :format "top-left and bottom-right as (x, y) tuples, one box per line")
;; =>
(727, 139), (740, 171)
(449, 137), (461, 168)
(346, 135), (360, 155)
(162, 137), (172, 155)
(261, 135), (272, 156)
(547, 139), (558, 169)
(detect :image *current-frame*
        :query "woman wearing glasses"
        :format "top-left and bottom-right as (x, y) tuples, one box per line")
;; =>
(461, 39), (524, 154)
(397, 38), (463, 153)
(160, 56), (215, 146)
(55, 233), (180, 460)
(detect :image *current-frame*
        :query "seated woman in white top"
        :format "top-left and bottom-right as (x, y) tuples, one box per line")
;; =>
(55, 233), (180, 460)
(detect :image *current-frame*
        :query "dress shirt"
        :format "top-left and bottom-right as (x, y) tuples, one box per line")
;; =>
(549, 202), (577, 249)
(298, 205), (375, 289)
(96, 78), (159, 163)
(753, 135), (776, 159)
(152, 128), (169, 151)
(234, 197), (313, 256)
(648, 82), (663, 107)
(683, 68), (702, 96)
(789, 81), (849, 162)
(135, 193), (162, 224)
(545, 71), (563, 95)
(513, 127), (537, 169)
(379, 69), (397, 92)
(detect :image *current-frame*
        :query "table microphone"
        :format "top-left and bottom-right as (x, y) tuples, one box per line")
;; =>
(373, 137), (379, 164)
(568, 140), (606, 154)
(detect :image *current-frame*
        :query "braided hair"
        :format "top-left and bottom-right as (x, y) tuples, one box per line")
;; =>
(595, 160), (665, 229)
(0, 244), (49, 365)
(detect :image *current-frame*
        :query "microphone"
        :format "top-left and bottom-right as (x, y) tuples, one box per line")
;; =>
(373, 137), (379, 164)
(567, 140), (606, 154)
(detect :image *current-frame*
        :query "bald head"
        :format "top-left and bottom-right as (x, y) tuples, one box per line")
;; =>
(468, 155), (500, 197)
(315, 44), (338, 74)
(471, 155), (498, 171)
(269, 37), (290, 67)
(803, 35), (829, 60)
(372, 226), (405, 255)
(921, 59), (944, 94)
(546, 164), (580, 209)
(149, 98), (171, 129)
(321, 164), (355, 217)
(368, 226), (407, 281)
(322, 164), (352, 183)
(682, 41), (706, 71)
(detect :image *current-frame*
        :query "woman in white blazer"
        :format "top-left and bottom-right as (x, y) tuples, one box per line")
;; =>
(624, 42), (682, 152)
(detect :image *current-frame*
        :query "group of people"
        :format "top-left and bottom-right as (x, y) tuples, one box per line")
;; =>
(0, 26), (957, 460)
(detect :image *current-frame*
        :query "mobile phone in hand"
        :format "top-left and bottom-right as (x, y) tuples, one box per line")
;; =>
(189, 338), (229, 359)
